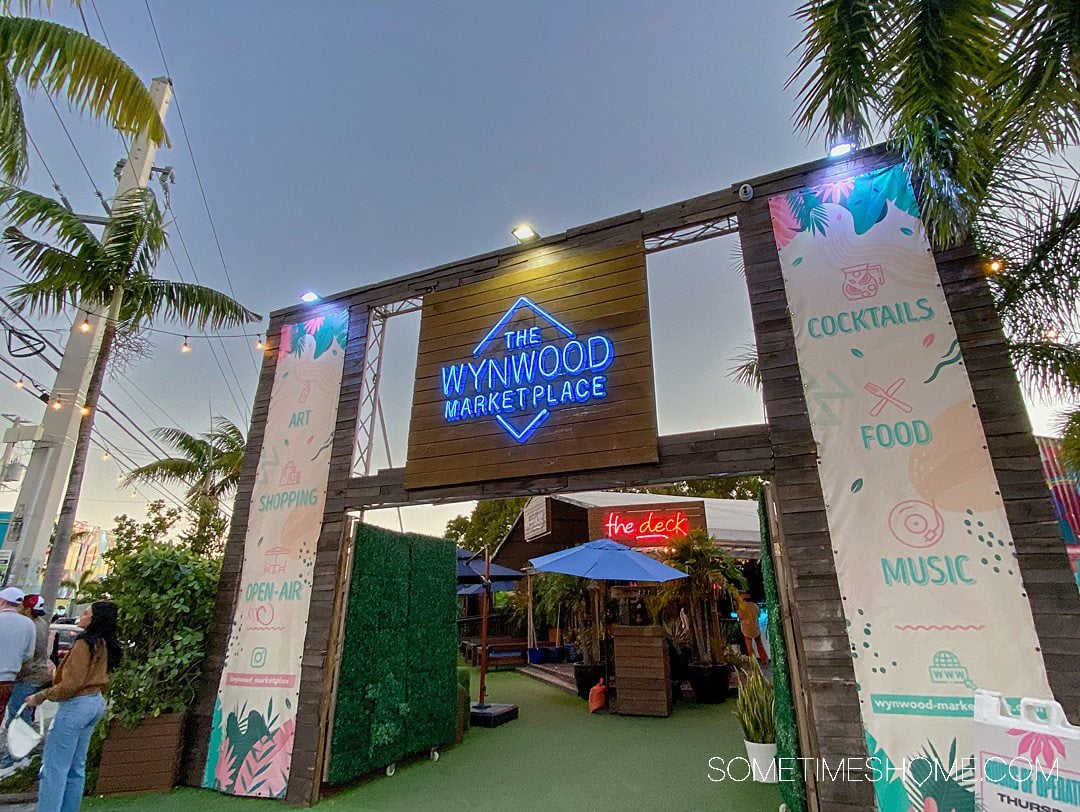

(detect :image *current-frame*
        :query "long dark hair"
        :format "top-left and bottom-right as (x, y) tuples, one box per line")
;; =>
(78, 601), (123, 672)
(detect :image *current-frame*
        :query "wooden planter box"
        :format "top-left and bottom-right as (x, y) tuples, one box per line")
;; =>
(95, 712), (185, 796)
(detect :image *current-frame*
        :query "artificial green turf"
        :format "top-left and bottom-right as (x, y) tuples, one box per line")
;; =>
(85, 670), (782, 812)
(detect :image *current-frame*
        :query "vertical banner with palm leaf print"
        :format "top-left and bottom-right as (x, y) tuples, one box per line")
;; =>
(769, 165), (1053, 812)
(203, 309), (349, 798)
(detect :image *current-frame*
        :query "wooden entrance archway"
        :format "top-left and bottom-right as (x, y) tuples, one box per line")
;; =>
(185, 147), (1079, 810)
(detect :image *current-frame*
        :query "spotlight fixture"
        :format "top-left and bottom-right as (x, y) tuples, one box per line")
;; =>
(181, 337), (191, 353)
(512, 224), (540, 244)
(826, 129), (858, 159)
(300, 291), (320, 303)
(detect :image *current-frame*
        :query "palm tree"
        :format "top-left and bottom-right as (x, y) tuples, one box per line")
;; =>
(1, 186), (259, 610)
(654, 530), (745, 666)
(726, 5), (1080, 426)
(0, 9), (167, 181)
(60, 566), (98, 606)
(124, 417), (245, 511)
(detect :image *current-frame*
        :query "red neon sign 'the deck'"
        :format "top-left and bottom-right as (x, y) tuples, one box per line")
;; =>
(603, 511), (690, 545)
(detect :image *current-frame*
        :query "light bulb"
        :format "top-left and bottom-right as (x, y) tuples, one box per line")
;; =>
(1044, 327), (1060, 341)
(256, 335), (265, 350)
(15, 378), (23, 389)
(80, 406), (91, 416)
(181, 337), (191, 353)
(50, 400), (63, 410)
(79, 318), (91, 333)
(988, 259), (1003, 274)
(102, 452), (111, 460)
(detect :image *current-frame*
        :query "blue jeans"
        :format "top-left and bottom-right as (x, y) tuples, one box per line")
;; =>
(37, 692), (105, 812)
(8, 680), (44, 725)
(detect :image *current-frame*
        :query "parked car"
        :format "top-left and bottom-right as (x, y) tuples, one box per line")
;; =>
(49, 622), (82, 665)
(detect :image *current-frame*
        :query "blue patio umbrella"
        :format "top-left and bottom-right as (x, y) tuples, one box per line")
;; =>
(457, 547), (524, 590)
(529, 540), (687, 687)
(528, 538), (688, 582)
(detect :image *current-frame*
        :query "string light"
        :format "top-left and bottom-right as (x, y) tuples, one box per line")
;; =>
(1044, 327), (1060, 341)
(255, 335), (264, 350)
(181, 336), (191, 353)
(79, 318), (91, 333)
(988, 259), (1003, 274)
(50, 400), (63, 410)
(116, 474), (123, 483)
(14, 378), (23, 389)
(80, 406), (91, 416)
(102, 452), (111, 460)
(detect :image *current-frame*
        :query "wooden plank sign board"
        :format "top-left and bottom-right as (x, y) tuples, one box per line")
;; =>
(405, 242), (659, 489)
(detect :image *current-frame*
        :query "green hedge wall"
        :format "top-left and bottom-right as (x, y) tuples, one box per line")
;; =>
(759, 492), (808, 812)
(328, 525), (458, 784)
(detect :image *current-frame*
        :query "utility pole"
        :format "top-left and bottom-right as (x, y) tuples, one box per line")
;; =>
(4, 77), (173, 589)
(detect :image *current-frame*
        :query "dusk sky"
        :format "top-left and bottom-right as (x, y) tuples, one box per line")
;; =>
(0, 2), (1065, 537)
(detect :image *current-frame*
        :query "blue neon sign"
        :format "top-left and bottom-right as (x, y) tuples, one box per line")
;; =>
(439, 296), (614, 443)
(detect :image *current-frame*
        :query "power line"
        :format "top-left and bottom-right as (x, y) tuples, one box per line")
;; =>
(0, 355), (189, 512)
(44, 94), (109, 215)
(162, 218), (251, 424)
(87, 0), (113, 50)
(143, 0), (260, 381)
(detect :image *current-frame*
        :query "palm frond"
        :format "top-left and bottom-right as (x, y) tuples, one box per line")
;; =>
(995, 0), (1080, 151)
(788, 0), (886, 145)
(125, 278), (260, 330)
(883, 0), (1002, 247)
(0, 18), (167, 170)
(728, 342), (761, 391)
(984, 182), (1080, 337)
(0, 184), (98, 252)
(0, 64), (26, 181)
(1057, 407), (1080, 476)
(1006, 339), (1080, 402)
(100, 187), (167, 279)
(123, 457), (203, 491)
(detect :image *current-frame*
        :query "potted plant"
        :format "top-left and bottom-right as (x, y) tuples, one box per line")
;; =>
(735, 661), (777, 783)
(90, 503), (222, 795)
(571, 630), (605, 700)
(655, 530), (746, 703)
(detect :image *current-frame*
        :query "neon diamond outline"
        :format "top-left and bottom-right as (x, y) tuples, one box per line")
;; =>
(473, 296), (575, 442)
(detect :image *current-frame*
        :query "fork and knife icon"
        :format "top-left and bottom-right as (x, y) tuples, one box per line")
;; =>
(865, 378), (912, 417)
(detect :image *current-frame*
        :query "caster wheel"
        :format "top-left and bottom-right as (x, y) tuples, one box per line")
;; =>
(430, 749), (440, 762)
(386, 763), (396, 777)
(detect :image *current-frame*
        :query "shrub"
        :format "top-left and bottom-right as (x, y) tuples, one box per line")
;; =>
(95, 502), (221, 727)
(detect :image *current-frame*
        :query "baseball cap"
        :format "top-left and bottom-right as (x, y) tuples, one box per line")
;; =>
(21, 594), (40, 610)
(0, 586), (26, 604)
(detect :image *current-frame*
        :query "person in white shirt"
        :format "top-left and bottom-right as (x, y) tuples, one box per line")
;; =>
(0, 586), (36, 714)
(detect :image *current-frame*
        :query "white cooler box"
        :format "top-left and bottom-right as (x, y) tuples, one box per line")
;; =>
(974, 690), (1080, 812)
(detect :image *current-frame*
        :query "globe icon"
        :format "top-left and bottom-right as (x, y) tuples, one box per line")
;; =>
(932, 650), (963, 670)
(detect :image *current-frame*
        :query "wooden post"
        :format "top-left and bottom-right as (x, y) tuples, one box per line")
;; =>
(477, 547), (491, 707)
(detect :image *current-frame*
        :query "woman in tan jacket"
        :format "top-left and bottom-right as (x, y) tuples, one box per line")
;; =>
(27, 601), (121, 812)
